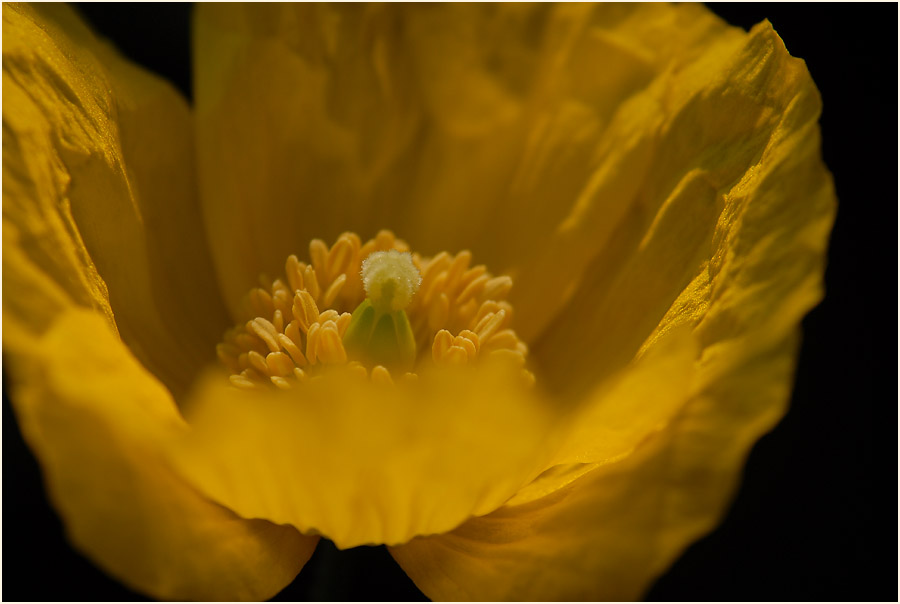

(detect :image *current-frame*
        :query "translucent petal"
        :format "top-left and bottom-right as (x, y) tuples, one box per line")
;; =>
(191, 4), (730, 317)
(2, 3), (228, 397)
(8, 309), (317, 601)
(391, 20), (835, 601)
(548, 327), (697, 467)
(169, 361), (556, 549)
(530, 20), (833, 390)
(391, 330), (805, 600)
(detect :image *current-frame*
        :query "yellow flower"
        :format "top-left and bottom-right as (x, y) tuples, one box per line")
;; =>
(2, 3), (836, 601)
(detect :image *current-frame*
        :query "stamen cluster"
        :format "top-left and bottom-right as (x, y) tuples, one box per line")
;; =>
(217, 230), (531, 388)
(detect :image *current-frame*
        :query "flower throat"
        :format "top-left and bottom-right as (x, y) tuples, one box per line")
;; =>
(217, 230), (531, 388)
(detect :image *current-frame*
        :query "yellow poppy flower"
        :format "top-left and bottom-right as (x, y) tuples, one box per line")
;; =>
(2, 3), (836, 601)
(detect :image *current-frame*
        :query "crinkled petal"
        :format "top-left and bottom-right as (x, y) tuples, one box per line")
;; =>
(2, 3), (228, 396)
(191, 3), (730, 317)
(517, 17), (835, 481)
(391, 331), (806, 600)
(168, 361), (556, 549)
(8, 309), (317, 601)
(499, 15), (833, 489)
(391, 19), (835, 602)
(531, 19), (830, 385)
(193, 3), (419, 315)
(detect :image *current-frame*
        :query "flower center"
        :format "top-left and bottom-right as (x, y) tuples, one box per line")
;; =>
(216, 230), (531, 388)
(342, 251), (420, 371)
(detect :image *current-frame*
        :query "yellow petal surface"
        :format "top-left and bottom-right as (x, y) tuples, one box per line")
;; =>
(8, 309), (317, 601)
(391, 331), (800, 600)
(191, 4), (732, 318)
(2, 3), (228, 397)
(169, 361), (556, 549)
(390, 19), (835, 601)
(530, 18), (830, 389)
(546, 326), (697, 468)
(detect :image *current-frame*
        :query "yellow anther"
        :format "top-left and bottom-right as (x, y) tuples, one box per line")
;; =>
(230, 374), (255, 390)
(272, 309), (285, 334)
(482, 329), (519, 353)
(234, 333), (261, 355)
(243, 367), (264, 382)
(432, 329), (454, 362)
(285, 254), (304, 291)
(284, 320), (303, 346)
(445, 346), (469, 365)
(309, 238), (329, 275)
(303, 264), (321, 300)
(292, 290), (319, 332)
(346, 361), (368, 380)
(277, 333), (307, 367)
(248, 318), (280, 352)
(445, 251), (472, 290)
(475, 300), (510, 324)
(454, 334), (477, 360)
(249, 287), (275, 319)
(420, 271), (447, 307)
(317, 309), (340, 324)
(456, 274), (490, 305)
(521, 370), (536, 388)
(460, 264), (488, 288)
(336, 312), (352, 336)
(432, 329), (481, 365)
(475, 309), (507, 341)
(322, 273), (347, 308)
(375, 229), (397, 251)
(327, 236), (355, 280)
(483, 276), (513, 300)
(458, 330), (480, 349)
(371, 365), (393, 385)
(420, 251), (451, 282)
(217, 343), (240, 373)
(489, 348), (527, 367)
(266, 352), (295, 377)
(317, 322), (348, 364)
(271, 376), (292, 390)
(306, 323), (320, 364)
(248, 350), (268, 375)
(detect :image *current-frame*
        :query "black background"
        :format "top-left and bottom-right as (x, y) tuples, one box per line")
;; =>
(3, 3), (897, 601)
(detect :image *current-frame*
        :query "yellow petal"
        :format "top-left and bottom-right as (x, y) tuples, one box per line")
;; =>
(169, 361), (555, 549)
(191, 4), (730, 316)
(391, 329), (803, 600)
(530, 19), (832, 382)
(506, 16), (833, 492)
(2, 3), (228, 397)
(193, 3), (416, 314)
(7, 308), (316, 601)
(500, 328), (697, 507)
(547, 326), (697, 467)
(396, 4), (739, 335)
(391, 20), (835, 601)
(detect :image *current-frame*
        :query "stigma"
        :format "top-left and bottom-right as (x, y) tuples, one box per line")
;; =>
(360, 250), (421, 313)
(216, 230), (531, 388)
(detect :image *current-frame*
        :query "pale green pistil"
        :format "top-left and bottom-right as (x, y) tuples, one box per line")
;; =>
(343, 251), (421, 370)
